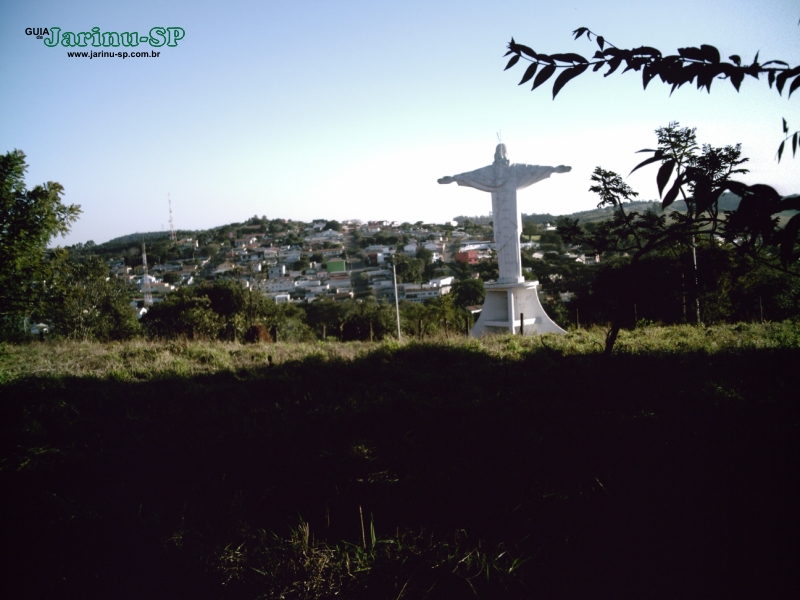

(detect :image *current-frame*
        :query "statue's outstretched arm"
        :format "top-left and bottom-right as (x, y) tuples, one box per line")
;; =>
(554, 165), (572, 174)
(438, 176), (456, 184)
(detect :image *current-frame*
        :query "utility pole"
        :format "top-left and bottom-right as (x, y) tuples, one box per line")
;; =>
(168, 192), (177, 242)
(692, 235), (701, 325)
(142, 241), (153, 307)
(392, 259), (401, 341)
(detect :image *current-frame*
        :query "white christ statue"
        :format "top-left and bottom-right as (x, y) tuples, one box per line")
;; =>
(439, 144), (571, 284)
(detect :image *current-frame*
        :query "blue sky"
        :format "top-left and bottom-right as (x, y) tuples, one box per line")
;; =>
(1, 0), (798, 245)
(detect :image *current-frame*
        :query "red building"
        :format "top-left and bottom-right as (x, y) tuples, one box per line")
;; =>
(455, 250), (478, 264)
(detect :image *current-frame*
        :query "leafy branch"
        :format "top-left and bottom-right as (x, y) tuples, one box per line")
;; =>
(505, 28), (800, 98)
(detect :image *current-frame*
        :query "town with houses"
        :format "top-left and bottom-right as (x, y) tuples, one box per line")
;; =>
(97, 216), (598, 317)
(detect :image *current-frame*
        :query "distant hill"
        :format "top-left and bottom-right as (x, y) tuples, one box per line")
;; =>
(519, 192), (745, 225)
(103, 231), (173, 246)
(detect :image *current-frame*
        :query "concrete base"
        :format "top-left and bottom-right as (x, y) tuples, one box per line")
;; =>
(471, 280), (566, 337)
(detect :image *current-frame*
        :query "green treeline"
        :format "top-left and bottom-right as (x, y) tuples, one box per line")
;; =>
(2, 132), (800, 345)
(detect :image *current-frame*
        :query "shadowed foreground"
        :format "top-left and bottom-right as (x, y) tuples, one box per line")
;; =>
(1, 331), (798, 599)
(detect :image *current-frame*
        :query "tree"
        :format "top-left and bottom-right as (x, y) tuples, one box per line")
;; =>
(557, 123), (780, 352)
(292, 256), (311, 272)
(392, 253), (425, 284)
(141, 280), (312, 342)
(141, 288), (221, 340)
(415, 247), (434, 265)
(0, 150), (81, 337)
(521, 221), (541, 239)
(451, 278), (485, 309)
(304, 297), (345, 339)
(502, 29), (800, 268)
(339, 298), (395, 341)
(44, 255), (140, 341)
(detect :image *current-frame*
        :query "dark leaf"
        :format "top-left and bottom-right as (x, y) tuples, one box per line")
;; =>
(753, 51), (759, 64)
(516, 44), (537, 59)
(721, 181), (749, 197)
(776, 71), (790, 95)
(783, 117), (788, 134)
(762, 60), (789, 67)
(778, 140), (785, 161)
(748, 184), (781, 203)
(769, 70), (776, 88)
(621, 57), (643, 74)
(697, 65), (723, 92)
(697, 186), (726, 214)
(631, 46), (662, 58)
(788, 75), (800, 98)
(572, 27), (588, 40)
(504, 55), (520, 71)
(692, 174), (713, 213)
(656, 160), (675, 196)
(635, 148), (658, 153)
(629, 151), (664, 176)
(593, 50), (604, 59)
(780, 213), (800, 267)
(503, 49), (515, 57)
(552, 63), (589, 98)
(604, 57), (622, 76)
(593, 61), (604, 72)
(597, 36), (605, 50)
(729, 54), (741, 66)
(793, 132), (798, 157)
(744, 64), (761, 78)
(662, 176), (684, 209)
(518, 62), (538, 85)
(678, 46), (705, 62)
(700, 44), (720, 63)
(779, 195), (800, 213)
(532, 64), (556, 90)
(642, 62), (660, 89)
(730, 69), (744, 91)
(550, 53), (588, 64)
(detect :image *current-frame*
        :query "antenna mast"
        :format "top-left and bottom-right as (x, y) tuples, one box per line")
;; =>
(141, 241), (153, 307)
(168, 192), (176, 242)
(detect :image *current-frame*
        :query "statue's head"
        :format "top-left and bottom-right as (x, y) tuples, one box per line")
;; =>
(493, 143), (509, 166)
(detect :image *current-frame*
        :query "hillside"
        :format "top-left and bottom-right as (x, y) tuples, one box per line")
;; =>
(521, 192), (747, 226)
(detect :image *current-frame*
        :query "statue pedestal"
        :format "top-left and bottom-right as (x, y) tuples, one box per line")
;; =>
(471, 280), (566, 337)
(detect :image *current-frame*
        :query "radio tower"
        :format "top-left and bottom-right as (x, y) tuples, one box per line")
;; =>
(168, 192), (177, 242)
(141, 241), (153, 307)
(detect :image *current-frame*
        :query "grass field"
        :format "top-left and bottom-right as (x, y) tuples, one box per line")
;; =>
(1, 323), (798, 599)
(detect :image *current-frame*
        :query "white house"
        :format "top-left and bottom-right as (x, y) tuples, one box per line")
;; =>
(264, 280), (298, 293)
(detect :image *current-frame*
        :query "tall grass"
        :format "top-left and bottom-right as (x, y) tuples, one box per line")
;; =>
(2, 321), (797, 382)
(1, 322), (798, 598)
